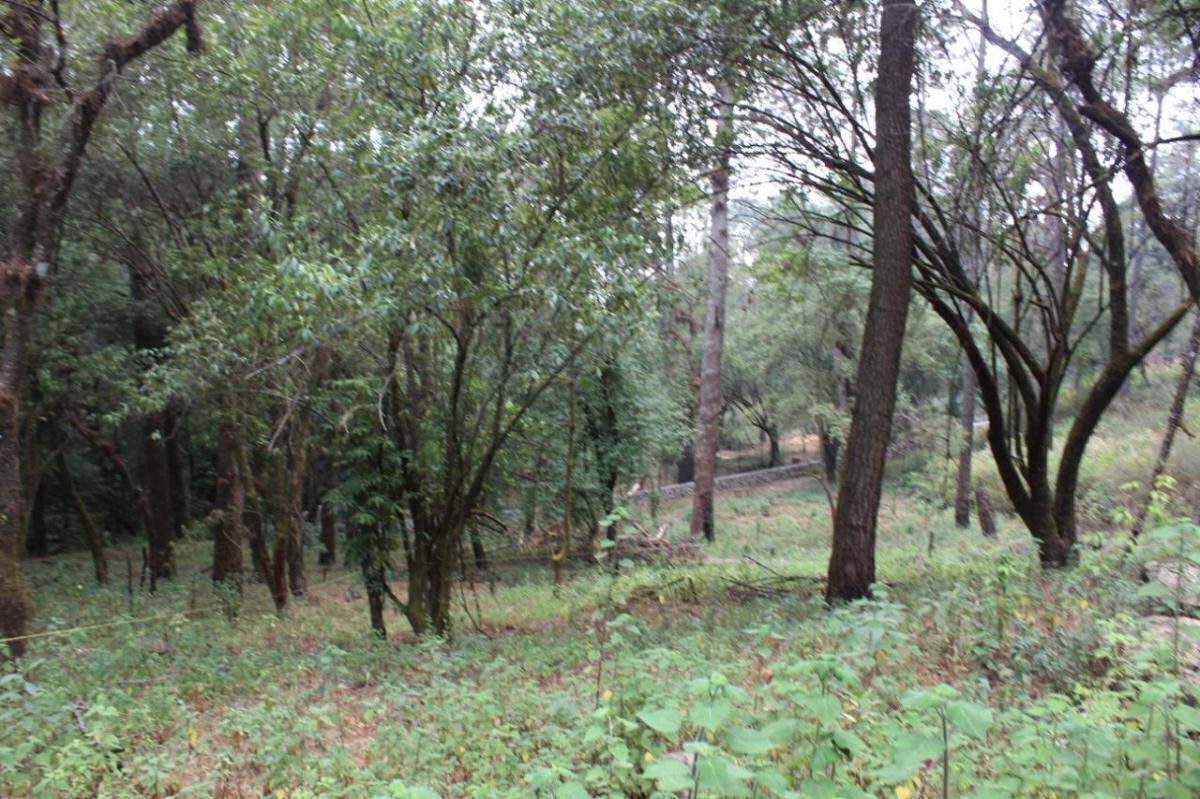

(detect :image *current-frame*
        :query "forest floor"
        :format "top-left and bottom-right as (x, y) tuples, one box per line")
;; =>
(4, 396), (1199, 797)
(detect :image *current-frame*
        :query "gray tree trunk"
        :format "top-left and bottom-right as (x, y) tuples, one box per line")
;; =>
(690, 78), (734, 543)
(827, 0), (917, 602)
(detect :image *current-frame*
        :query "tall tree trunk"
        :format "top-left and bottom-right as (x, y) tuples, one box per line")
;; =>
(554, 373), (577, 586)
(767, 424), (781, 468)
(0, 270), (39, 656)
(827, 0), (917, 603)
(690, 77), (734, 543)
(212, 417), (245, 600)
(141, 412), (176, 584)
(165, 405), (189, 540)
(954, 351), (977, 528)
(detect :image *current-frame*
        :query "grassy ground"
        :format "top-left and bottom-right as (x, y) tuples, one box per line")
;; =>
(3, 380), (1198, 797)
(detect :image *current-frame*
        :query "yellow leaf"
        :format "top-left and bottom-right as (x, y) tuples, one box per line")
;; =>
(895, 788), (912, 799)
(644, 752), (654, 763)
(522, 751), (531, 762)
(1079, 599), (1089, 611)
(188, 725), (199, 750)
(601, 689), (613, 703)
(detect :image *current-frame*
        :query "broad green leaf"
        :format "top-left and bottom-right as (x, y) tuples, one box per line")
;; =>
(637, 707), (682, 736)
(946, 700), (993, 738)
(696, 756), (752, 797)
(642, 759), (692, 792)
(689, 699), (732, 731)
(727, 726), (774, 755)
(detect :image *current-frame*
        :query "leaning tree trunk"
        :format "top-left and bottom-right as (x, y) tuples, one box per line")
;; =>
(827, 0), (917, 603)
(690, 77), (734, 543)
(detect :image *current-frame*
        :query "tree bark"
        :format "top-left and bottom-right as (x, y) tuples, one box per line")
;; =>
(140, 412), (176, 584)
(554, 372), (577, 586)
(212, 417), (244, 599)
(954, 354), (977, 528)
(690, 77), (734, 543)
(827, 0), (917, 603)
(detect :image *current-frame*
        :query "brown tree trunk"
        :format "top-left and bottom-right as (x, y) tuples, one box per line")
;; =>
(140, 412), (176, 584)
(827, 0), (917, 603)
(975, 488), (996, 538)
(212, 417), (245, 598)
(691, 77), (734, 543)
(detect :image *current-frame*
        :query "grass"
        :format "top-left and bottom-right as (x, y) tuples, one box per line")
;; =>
(2, 409), (1197, 796)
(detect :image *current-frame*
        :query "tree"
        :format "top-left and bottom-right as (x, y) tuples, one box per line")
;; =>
(826, 0), (917, 602)
(0, 0), (203, 656)
(691, 77), (734, 542)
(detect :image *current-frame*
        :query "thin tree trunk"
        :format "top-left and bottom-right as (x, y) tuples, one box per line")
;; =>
(212, 417), (245, 601)
(554, 373), (577, 586)
(1132, 313), (1200, 541)
(316, 456), (337, 566)
(691, 77), (734, 543)
(827, 0), (917, 603)
(955, 350), (977, 528)
(165, 405), (189, 540)
(60, 453), (108, 584)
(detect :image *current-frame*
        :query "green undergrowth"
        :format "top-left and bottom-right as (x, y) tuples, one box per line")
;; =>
(2, 483), (1197, 797)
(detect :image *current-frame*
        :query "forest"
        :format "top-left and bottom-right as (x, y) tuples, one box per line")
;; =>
(2, 0), (1200, 796)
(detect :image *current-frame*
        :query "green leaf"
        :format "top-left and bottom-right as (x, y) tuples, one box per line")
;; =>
(727, 726), (774, 755)
(696, 756), (752, 796)
(946, 700), (993, 738)
(555, 782), (590, 799)
(642, 759), (692, 792)
(689, 699), (732, 731)
(637, 707), (682, 736)
(873, 733), (945, 783)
